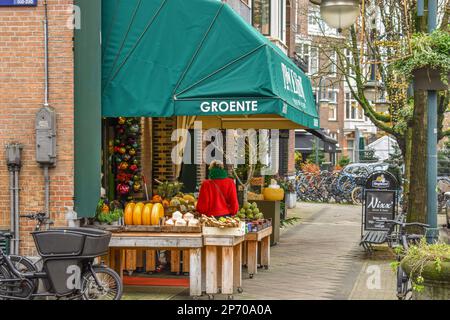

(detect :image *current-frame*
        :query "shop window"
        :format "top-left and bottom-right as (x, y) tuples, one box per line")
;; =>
(252, 0), (270, 35)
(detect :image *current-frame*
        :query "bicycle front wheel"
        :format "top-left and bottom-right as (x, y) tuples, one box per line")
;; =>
(81, 266), (123, 300)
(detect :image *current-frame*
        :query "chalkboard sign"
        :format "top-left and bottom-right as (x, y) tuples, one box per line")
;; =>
(0, 0), (37, 6)
(364, 190), (396, 231)
(362, 171), (399, 235)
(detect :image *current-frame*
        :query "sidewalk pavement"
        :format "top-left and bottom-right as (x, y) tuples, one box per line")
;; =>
(122, 203), (449, 300)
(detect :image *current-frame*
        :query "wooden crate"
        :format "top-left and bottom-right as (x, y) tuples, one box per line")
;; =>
(202, 222), (246, 236)
(161, 225), (202, 233)
(123, 225), (162, 232)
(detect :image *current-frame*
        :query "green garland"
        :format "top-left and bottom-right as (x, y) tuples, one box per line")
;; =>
(208, 167), (228, 180)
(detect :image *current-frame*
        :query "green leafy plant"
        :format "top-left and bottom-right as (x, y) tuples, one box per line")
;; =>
(400, 239), (450, 292)
(338, 156), (351, 168)
(97, 208), (123, 224)
(394, 30), (450, 84)
(155, 180), (184, 199)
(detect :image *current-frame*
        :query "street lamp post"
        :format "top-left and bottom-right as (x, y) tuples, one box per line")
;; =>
(423, 0), (439, 242)
(315, 77), (330, 166)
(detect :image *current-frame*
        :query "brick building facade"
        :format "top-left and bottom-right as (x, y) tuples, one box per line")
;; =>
(0, 0), (74, 255)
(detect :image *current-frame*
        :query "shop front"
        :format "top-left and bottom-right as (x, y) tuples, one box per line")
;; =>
(78, 0), (320, 298)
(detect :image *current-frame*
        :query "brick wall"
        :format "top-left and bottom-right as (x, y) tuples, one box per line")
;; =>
(0, 0), (74, 255)
(152, 117), (176, 190)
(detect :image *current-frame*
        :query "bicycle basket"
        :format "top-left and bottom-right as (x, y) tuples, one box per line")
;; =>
(32, 228), (111, 258)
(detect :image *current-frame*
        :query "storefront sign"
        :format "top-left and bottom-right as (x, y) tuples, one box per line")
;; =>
(363, 171), (399, 232)
(200, 101), (258, 113)
(0, 0), (37, 6)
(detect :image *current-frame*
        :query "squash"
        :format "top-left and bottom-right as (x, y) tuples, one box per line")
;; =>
(151, 203), (165, 226)
(124, 203), (136, 225)
(133, 202), (145, 225)
(142, 203), (154, 225)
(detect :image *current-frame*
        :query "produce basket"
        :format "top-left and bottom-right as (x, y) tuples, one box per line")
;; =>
(32, 228), (111, 259)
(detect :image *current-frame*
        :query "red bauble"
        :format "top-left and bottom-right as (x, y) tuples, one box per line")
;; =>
(130, 164), (139, 172)
(117, 183), (130, 196)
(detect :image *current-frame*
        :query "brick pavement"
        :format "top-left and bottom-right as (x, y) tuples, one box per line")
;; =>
(123, 202), (417, 300)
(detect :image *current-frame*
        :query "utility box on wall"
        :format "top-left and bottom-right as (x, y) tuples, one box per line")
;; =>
(35, 107), (57, 166)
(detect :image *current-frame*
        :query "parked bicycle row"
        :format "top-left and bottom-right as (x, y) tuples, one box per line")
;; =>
(296, 170), (365, 205)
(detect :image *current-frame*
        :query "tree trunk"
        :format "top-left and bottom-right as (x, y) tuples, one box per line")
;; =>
(407, 90), (428, 224)
(402, 128), (413, 213)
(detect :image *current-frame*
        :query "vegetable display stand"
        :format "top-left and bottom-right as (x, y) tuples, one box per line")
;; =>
(243, 227), (272, 279)
(108, 232), (203, 298)
(203, 235), (245, 300)
(252, 200), (280, 246)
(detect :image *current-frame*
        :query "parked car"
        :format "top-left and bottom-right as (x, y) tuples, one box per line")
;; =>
(342, 162), (389, 177)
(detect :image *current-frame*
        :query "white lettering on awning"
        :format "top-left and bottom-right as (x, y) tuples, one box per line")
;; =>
(199, 101), (259, 113)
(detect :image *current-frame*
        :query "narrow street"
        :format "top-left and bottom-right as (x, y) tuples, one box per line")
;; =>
(123, 203), (399, 300)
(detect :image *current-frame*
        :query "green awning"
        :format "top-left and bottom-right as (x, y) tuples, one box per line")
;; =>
(102, 0), (319, 130)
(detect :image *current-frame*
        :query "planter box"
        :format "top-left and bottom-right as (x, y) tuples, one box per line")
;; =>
(402, 259), (450, 300)
(413, 67), (450, 91)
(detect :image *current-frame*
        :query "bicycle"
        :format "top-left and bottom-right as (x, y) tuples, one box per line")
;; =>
(379, 217), (430, 300)
(0, 213), (123, 300)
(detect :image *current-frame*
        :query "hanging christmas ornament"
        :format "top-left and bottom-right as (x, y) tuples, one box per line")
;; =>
(133, 182), (142, 192)
(119, 162), (129, 171)
(117, 183), (130, 196)
(129, 148), (136, 156)
(118, 117), (126, 125)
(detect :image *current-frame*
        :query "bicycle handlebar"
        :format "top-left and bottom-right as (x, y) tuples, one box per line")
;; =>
(375, 219), (430, 229)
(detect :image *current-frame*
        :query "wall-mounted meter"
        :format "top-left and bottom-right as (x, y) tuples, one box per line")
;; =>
(35, 107), (57, 166)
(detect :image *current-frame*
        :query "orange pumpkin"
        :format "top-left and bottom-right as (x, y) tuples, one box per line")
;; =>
(142, 203), (154, 226)
(124, 203), (135, 225)
(133, 202), (145, 225)
(151, 203), (165, 226)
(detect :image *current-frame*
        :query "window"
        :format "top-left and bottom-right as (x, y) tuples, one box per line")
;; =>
(310, 46), (319, 75)
(344, 48), (356, 77)
(327, 89), (338, 121)
(345, 92), (364, 120)
(252, 0), (270, 35)
(296, 42), (319, 75)
(279, 0), (285, 42)
(330, 51), (337, 77)
(347, 139), (355, 163)
(329, 105), (337, 121)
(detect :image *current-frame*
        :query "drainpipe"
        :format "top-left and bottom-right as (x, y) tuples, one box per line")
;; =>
(43, 0), (49, 109)
(8, 167), (15, 255)
(6, 143), (23, 255)
(14, 169), (20, 255)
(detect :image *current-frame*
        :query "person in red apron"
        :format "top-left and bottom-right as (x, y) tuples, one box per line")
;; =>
(196, 161), (239, 218)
